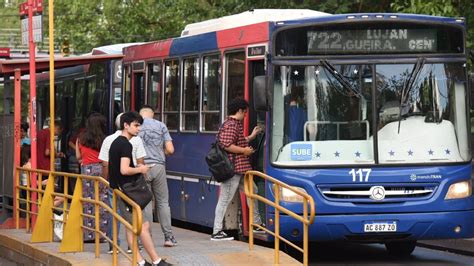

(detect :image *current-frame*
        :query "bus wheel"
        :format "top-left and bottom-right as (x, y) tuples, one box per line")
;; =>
(385, 241), (416, 256)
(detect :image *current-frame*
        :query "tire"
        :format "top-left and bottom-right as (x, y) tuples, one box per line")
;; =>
(385, 241), (417, 256)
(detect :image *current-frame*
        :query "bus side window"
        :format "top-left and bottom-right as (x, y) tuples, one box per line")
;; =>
(164, 60), (180, 131)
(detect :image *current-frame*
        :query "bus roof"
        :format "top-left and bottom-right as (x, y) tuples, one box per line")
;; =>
(91, 43), (144, 55)
(276, 12), (465, 27)
(181, 9), (330, 37)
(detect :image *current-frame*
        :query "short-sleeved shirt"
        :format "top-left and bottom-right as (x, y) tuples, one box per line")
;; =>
(37, 128), (51, 170)
(218, 117), (252, 174)
(78, 143), (101, 165)
(108, 135), (140, 189)
(138, 118), (172, 165)
(98, 130), (146, 165)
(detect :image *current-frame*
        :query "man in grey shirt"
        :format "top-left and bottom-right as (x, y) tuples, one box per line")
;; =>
(139, 106), (177, 247)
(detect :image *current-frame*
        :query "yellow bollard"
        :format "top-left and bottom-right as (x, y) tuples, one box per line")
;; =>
(60, 177), (84, 252)
(31, 173), (54, 242)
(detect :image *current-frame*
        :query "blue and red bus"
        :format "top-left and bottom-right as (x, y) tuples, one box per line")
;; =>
(121, 9), (474, 255)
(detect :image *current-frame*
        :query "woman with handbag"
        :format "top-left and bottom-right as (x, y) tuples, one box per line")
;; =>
(76, 112), (110, 242)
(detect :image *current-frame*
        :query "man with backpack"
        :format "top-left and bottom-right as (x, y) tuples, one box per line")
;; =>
(210, 98), (264, 241)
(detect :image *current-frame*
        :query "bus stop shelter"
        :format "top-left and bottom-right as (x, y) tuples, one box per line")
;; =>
(0, 54), (122, 227)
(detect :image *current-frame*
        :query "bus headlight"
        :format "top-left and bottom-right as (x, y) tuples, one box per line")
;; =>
(276, 186), (307, 202)
(445, 180), (472, 200)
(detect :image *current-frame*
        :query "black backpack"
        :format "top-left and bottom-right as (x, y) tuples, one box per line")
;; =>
(205, 127), (235, 182)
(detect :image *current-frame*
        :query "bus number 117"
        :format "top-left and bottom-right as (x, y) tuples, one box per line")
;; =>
(349, 168), (372, 182)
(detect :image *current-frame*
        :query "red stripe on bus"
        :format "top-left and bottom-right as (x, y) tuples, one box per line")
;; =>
(123, 39), (173, 62)
(216, 22), (269, 49)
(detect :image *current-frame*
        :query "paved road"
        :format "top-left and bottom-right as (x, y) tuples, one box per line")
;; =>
(0, 257), (16, 266)
(298, 242), (473, 265)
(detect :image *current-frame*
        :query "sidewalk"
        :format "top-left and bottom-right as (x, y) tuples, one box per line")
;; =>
(0, 223), (300, 265)
(418, 238), (474, 256)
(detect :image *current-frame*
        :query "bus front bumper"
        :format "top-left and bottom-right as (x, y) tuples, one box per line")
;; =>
(271, 209), (474, 242)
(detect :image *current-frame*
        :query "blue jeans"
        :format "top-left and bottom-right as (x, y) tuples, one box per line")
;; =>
(107, 188), (121, 246)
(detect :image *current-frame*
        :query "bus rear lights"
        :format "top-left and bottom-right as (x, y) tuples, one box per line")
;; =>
(347, 15), (356, 19)
(375, 15), (384, 18)
(291, 229), (300, 237)
(445, 180), (472, 199)
(361, 15), (369, 19)
(454, 226), (462, 233)
(275, 186), (307, 202)
(389, 15), (398, 19)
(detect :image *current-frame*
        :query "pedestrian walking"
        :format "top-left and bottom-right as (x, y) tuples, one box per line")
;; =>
(138, 106), (177, 247)
(108, 111), (169, 266)
(75, 113), (110, 242)
(211, 98), (264, 241)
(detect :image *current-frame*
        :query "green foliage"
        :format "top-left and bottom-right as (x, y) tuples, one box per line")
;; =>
(391, 0), (456, 16)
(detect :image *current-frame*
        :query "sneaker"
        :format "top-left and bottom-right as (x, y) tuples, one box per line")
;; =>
(211, 231), (234, 241)
(156, 259), (172, 266)
(253, 223), (266, 233)
(108, 243), (119, 254)
(107, 247), (118, 254)
(164, 235), (178, 247)
(127, 245), (143, 254)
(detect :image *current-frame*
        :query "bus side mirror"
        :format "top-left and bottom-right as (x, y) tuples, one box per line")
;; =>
(253, 75), (269, 111)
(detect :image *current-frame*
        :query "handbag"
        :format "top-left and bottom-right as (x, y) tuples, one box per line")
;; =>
(120, 175), (153, 209)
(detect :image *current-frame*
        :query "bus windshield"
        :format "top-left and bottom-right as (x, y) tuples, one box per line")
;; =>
(271, 62), (470, 166)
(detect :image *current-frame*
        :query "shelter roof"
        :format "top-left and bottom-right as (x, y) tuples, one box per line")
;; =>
(0, 54), (123, 75)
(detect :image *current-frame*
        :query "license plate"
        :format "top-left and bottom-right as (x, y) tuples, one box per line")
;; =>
(364, 222), (397, 232)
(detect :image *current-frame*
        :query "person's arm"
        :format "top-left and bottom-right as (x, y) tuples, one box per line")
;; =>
(136, 157), (145, 166)
(164, 140), (174, 155)
(101, 161), (109, 179)
(245, 125), (263, 142)
(220, 121), (253, 156)
(75, 139), (82, 161)
(162, 125), (174, 155)
(120, 157), (149, 175)
(224, 144), (253, 156)
(68, 140), (76, 150)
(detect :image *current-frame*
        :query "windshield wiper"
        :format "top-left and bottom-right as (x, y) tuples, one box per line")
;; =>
(321, 60), (362, 98)
(397, 57), (425, 133)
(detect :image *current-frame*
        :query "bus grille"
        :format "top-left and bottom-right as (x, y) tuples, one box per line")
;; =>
(318, 183), (437, 203)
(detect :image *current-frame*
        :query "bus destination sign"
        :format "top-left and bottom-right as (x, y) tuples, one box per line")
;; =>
(308, 29), (437, 54)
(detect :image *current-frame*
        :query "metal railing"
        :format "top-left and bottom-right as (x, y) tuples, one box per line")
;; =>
(244, 170), (316, 266)
(14, 167), (143, 265)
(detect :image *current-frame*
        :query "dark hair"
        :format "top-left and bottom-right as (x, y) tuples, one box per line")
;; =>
(227, 98), (249, 115)
(21, 122), (29, 132)
(140, 104), (154, 111)
(79, 113), (106, 151)
(119, 111), (143, 130)
(20, 144), (31, 166)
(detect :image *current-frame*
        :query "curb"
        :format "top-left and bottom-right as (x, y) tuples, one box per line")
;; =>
(417, 239), (474, 257)
(0, 233), (71, 265)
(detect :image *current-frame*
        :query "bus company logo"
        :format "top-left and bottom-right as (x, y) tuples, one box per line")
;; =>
(410, 174), (442, 181)
(369, 186), (386, 201)
(291, 144), (313, 161)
